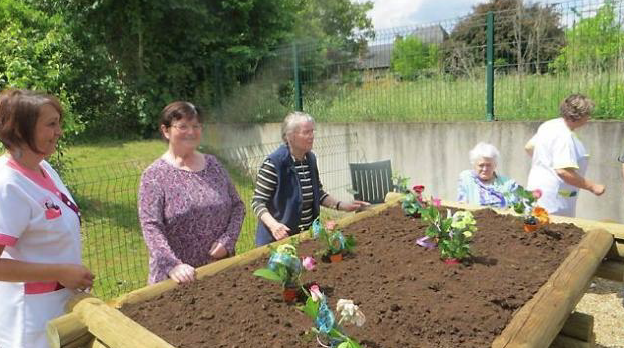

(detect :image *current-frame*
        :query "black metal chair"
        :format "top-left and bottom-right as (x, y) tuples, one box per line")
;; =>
(349, 159), (393, 204)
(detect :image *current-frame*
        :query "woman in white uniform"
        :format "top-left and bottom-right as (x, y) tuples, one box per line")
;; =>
(0, 89), (94, 348)
(525, 94), (605, 217)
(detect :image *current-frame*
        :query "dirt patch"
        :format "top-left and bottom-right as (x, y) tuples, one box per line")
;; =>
(121, 206), (585, 348)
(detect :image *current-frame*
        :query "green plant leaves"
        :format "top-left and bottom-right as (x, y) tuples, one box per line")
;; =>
(252, 268), (282, 283)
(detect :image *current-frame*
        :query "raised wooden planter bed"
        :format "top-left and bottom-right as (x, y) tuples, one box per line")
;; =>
(47, 193), (622, 348)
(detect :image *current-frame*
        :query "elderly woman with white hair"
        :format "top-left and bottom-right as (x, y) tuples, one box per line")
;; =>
(252, 112), (369, 246)
(457, 142), (518, 207)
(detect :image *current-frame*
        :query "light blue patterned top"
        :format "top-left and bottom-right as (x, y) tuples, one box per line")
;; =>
(457, 170), (518, 208)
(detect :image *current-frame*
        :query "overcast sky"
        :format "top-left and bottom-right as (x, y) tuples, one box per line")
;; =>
(355, 0), (555, 29)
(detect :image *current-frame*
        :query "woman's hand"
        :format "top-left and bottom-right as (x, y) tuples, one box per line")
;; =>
(168, 263), (196, 284)
(341, 200), (371, 212)
(209, 242), (228, 260)
(58, 264), (95, 290)
(268, 222), (290, 241)
(590, 183), (606, 196)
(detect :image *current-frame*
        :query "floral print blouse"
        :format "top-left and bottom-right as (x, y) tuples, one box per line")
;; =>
(138, 154), (245, 284)
(457, 169), (518, 208)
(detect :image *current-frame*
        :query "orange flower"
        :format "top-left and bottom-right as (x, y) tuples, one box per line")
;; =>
(532, 206), (550, 224)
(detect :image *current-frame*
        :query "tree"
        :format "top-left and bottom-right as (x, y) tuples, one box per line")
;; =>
(445, 0), (564, 75)
(29, 0), (302, 130)
(287, 0), (374, 84)
(551, 0), (624, 72)
(391, 36), (440, 80)
(23, 0), (375, 129)
(0, 1), (84, 140)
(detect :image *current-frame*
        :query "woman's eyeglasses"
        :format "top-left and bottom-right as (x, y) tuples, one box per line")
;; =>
(170, 124), (203, 131)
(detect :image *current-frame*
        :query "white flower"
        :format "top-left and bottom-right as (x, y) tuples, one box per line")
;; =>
(309, 285), (323, 302)
(336, 299), (366, 327)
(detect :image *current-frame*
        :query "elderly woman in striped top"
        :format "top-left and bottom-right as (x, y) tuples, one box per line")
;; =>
(252, 112), (369, 246)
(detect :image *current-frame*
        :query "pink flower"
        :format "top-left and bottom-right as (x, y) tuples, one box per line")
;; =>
(310, 284), (323, 302)
(325, 221), (337, 231)
(532, 189), (542, 199)
(302, 256), (316, 271)
(431, 197), (441, 207)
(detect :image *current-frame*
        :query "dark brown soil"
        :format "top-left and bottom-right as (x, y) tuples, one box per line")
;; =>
(121, 206), (585, 348)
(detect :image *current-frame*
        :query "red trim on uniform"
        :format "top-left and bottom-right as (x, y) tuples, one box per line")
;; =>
(24, 281), (65, 294)
(0, 233), (18, 246)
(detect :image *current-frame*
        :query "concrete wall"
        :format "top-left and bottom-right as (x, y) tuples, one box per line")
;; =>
(203, 121), (624, 222)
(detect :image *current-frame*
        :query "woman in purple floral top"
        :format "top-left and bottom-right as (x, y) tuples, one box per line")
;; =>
(139, 101), (244, 284)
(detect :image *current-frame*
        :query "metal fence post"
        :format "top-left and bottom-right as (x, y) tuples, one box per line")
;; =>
(486, 11), (495, 121)
(292, 43), (303, 111)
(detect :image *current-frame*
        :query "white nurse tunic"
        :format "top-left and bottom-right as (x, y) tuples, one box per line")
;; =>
(0, 156), (82, 348)
(526, 118), (589, 217)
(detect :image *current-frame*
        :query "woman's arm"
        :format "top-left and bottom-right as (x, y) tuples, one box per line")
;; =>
(0, 245), (94, 289)
(251, 160), (290, 240)
(555, 168), (605, 195)
(320, 194), (369, 212)
(138, 170), (185, 280)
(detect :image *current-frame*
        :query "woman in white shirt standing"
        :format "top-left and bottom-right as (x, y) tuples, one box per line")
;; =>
(0, 89), (94, 348)
(525, 94), (605, 217)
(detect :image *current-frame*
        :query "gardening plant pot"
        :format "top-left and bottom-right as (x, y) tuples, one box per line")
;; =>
(443, 258), (460, 265)
(282, 287), (299, 303)
(524, 223), (539, 233)
(329, 253), (343, 263)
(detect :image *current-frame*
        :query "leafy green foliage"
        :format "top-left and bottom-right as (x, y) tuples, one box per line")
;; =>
(0, 1), (82, 137)
(298, 293), (364, 348)
(420, 206), (476, 261)
(420, 204), (452, 241)
(252, 268), (284, 283)
(401, 193), (424, 216)
(392, 173), (410, 193)
(551, 1), (624, 73)
(391, 36), (440, 80)
(312, 219), (356, 256)
(253, 242), (304, 288)
(507, 184), (539, 214)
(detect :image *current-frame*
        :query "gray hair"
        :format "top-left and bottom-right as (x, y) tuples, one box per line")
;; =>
(559, 94), (595, 122)
(469, 142), (500, 165)
(281, 111), (315, 143)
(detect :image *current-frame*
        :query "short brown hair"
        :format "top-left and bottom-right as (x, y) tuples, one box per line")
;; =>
(159, 101), (203, 128)
(0, 89), (63, 153)
(559, 94), (595, 122)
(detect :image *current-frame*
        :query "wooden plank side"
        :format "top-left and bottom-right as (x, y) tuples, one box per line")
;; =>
(72, 297), (174, 348)
(550, 334), (592, 348)
(595, 260), (624, 282)
(559, 312), (594, 341)
(46, 312), (89, 348)
(491, 229), (613, 348)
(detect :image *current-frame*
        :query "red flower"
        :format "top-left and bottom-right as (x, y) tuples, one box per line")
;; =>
(532, 189), (542, 199)
(413, 185), (425, 193)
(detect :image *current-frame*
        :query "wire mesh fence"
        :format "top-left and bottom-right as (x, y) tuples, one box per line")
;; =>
(66, 133), (363, 300)
(209, 0), (624, 123)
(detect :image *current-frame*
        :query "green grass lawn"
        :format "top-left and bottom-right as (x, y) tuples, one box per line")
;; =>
(63, 139), (258, 299)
